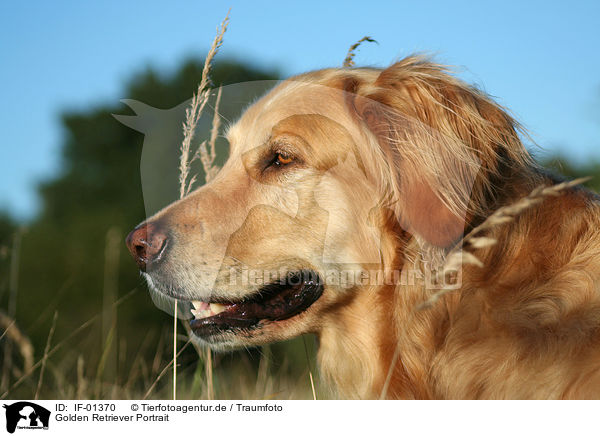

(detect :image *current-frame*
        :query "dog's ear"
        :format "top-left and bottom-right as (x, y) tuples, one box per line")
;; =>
(343, 57), (529, 247)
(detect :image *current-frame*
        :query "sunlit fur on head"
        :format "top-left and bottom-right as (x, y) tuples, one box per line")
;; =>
(318, 56), (539, 246)
(139, 55), (600, 399)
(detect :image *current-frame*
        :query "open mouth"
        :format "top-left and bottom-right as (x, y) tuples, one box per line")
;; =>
(189, 270), (323, 338)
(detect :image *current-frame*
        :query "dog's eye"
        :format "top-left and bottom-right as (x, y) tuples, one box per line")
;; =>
(262, 149), (297, 173)
(274, 152), (293, 166)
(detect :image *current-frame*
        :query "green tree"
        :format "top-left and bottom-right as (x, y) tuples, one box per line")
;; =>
(543, 155), (600, 193)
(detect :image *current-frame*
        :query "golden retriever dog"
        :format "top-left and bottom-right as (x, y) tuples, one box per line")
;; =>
(126, 56), (600, 399)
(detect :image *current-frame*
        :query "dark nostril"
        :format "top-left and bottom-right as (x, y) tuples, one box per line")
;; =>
(125, 222), (168, 272)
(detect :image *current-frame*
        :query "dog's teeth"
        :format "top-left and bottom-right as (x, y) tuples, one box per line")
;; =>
(210, 303), (226, 314)
(191, 301), (209, 311)
(191, 301), (211, 318)
(192, 309), (210, 319)
(190, 301), (226, 319)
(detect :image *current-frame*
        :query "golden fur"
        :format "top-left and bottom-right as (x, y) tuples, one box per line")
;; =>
(138, 56), (600, 399)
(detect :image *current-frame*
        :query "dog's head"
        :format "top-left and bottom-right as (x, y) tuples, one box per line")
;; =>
(126, 56), (531, 349)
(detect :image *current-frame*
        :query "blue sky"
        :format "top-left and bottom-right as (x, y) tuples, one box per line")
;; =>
(1, 0), (599, 220)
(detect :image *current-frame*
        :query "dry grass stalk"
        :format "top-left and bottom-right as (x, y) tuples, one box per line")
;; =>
(205, 348), (214, 400)
(0, 317), (14, 342)
(143, 339), (192, 400)
(195, 85), (223, 184)
(151, 327), (166, 378)
(0, 310), (34, 374)
(76, 355), (86, 400)
(177, 320), (215, 399)
(179, 11), (230, 198)
(302, 336), (317, 400)
(123, 330), (154, 391)
(343, 36), (376, 67)
(379, 344), (401, 399)
(2, 229), (22, 391)
(308, 371), (317, 400)
(192, 41), (224, 404)
(255, 344), (271, 397)
(175, 10), (230, 401)
(419, 177), (591, 309)
(35, 311), (58, 400)
(172, 306), (178, 400)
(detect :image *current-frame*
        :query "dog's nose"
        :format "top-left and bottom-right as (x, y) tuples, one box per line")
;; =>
(125, 223), (168, 271)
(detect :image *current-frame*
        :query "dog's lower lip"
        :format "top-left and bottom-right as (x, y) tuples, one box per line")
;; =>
(189, 270), (323, 337)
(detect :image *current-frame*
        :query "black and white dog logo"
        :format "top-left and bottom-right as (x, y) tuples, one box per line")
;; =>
(2, 402), (50, 433)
